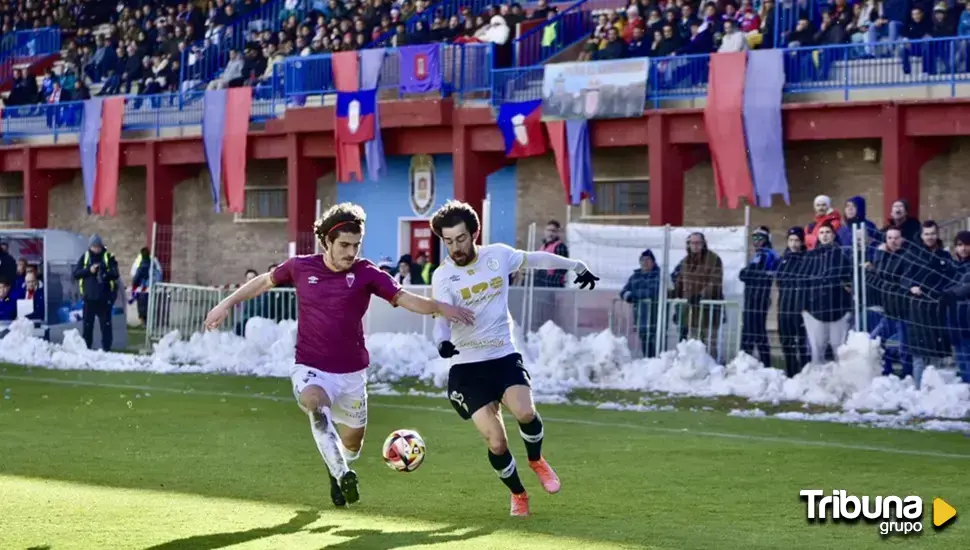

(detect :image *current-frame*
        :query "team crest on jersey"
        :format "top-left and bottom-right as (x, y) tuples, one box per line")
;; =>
(487, 258), (500, 272)
(466, 269), (475, 275)
(346, 273), (356, 287)
(308, 276), (319, 285)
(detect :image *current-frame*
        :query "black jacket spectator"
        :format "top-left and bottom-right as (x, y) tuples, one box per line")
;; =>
(72, 234), (120, 351)
(803, 237), (853, 323)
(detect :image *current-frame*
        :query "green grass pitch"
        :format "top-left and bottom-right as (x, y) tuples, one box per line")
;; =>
(0, 363), (967, 549)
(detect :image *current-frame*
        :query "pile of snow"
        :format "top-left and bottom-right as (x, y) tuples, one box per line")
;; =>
(1, 318), (969, 430)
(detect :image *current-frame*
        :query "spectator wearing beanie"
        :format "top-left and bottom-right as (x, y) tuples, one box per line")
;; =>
(805, 195), (842, 250)
(620, 249), (661, 358)
(882, 199), (922, 243)
(739, 226), (779, 366)
(802, 222), (852, 364)
(776, 227), (810, 377)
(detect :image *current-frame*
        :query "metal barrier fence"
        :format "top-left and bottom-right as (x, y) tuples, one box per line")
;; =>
(511, 0), (624, 67)
(144, 281), (747, 362)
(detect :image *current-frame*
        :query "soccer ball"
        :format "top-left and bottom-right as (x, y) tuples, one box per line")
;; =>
(382, 429), (426, 472)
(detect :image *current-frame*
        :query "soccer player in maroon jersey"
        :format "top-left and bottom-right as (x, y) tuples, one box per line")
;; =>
(204, 203), (473, 507)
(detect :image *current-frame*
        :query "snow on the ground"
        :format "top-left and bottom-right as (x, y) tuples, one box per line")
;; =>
(1, 317), (969, 431)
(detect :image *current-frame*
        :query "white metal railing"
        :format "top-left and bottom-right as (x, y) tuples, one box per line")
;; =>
(145, 281), (747, 360)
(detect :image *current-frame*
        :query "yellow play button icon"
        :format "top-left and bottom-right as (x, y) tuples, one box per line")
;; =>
(933, 498), (957, 528)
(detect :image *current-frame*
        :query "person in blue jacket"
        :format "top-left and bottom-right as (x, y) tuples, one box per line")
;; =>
(619, 249), (661, 357)
(901, 221), (957, 387)
(944, 231), (970, 383)
(837, 196), (880, 248)
(775, 227), (810, 377)
(802, 223), (854, 364)
(0, 278), (15, 321)
(739, 226), (780, 366)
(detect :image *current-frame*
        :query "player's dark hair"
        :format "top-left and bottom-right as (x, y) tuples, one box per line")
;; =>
(314, 202), (367, 247)
(547, 220), (561, 229)
(431, 200), (480, 237)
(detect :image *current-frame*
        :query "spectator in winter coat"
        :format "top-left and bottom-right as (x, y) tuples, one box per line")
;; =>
(535, 220), (569, 287)
(945, 230), (970, 383)
(0, 279), (15, 321)
(394, 254), (425, 285)
(775, 227), (810, 377)
(13, 271), (44, 321)
(0, 240), (15, 284)
(130, 247), (163, 325)
(882, 199), (922, 243)
(802, 223), (853, 364)
(901, 221), (956, 387)
(865, 227), (913, 376)
(837, 196), (880, 247)
(739, 226), (780, 366)
(672, 232), (724, 359)
(805, 195), (843, 249)
(620, 249), (661, 357)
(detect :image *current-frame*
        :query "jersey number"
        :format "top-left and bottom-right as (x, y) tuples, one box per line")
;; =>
(458, 276), (504, 300)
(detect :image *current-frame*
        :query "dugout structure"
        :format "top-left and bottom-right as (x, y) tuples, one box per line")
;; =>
(0, 229), (128, 349)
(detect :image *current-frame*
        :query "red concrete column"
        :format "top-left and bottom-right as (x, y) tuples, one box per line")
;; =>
(647, 114), (685, 226)
(145, 141), (196, 278)
(881, 105), (947, 221)
(22, 147), (72, 229)
(286, 133), (332, 254)
(452, 124), (505, 240)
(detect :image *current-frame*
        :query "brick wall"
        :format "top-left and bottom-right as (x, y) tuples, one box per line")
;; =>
(1, 137), (968, 285)
(516, 138), (970, 251)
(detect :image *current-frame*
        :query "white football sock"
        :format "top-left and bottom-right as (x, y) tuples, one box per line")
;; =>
(309, 407), (349, 479)
(339, 440), (361, 464)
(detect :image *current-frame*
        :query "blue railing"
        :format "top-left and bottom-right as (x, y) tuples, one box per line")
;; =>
(512, 0), (624, 66)
(4, 36), (970, 139)
(0, 28), (62, 84)
(180, 0), (283, 90)
(283, 43), (492, 100)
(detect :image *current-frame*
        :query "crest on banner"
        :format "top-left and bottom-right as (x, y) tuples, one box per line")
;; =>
(409, 154), (436, 217)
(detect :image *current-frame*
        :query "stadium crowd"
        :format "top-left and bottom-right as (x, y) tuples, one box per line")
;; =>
(580, 0), (970, 67)
(1, 0), (562, 107)
(619, 195), (970, 388)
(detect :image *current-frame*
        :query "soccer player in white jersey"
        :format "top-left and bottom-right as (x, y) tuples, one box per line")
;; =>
(429, 200), (599, 517)
(203, 203), (473, 508)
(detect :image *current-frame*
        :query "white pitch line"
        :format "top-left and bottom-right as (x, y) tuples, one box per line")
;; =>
(2, 374), (969, 460)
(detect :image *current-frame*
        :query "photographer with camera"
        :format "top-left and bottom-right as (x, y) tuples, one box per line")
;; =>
(72, 234), (119, 351)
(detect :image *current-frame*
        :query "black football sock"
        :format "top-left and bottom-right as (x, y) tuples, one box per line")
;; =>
(488, 449), (526, 495)
(518, 413), (544, 462)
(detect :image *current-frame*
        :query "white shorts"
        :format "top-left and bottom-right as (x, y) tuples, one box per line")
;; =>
(291, 366), (368, 429)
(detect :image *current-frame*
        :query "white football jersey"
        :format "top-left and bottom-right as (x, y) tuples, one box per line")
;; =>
(432, 243), (525, 364)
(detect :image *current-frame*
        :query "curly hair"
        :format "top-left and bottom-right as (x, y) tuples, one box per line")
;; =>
(430, 200), (480, 237)
(313, 202), (366, 247)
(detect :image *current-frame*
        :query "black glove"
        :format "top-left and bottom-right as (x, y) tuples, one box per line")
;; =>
(940, 289), (957, 307)
(574, 269), (600, 290)
(438, 340), (459, 359)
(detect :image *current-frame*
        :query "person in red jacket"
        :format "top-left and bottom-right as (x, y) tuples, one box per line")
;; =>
(805, 195), (843, 249)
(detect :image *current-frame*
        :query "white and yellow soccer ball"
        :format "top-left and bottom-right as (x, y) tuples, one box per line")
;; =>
(381, 429), (427, 472)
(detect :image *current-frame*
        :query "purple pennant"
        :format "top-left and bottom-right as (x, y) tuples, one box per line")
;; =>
(202, 89), (227, 212)
(359, 48), (386, 182)
(80, 99), (103, 213)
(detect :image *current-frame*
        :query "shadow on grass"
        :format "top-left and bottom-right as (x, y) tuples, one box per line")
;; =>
(141, 510), (493, 550)
(312, 525), (495, 550)
(144, 510), (321, 549)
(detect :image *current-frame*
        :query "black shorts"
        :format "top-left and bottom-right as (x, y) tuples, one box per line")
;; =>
(447, 353), (531, 420)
